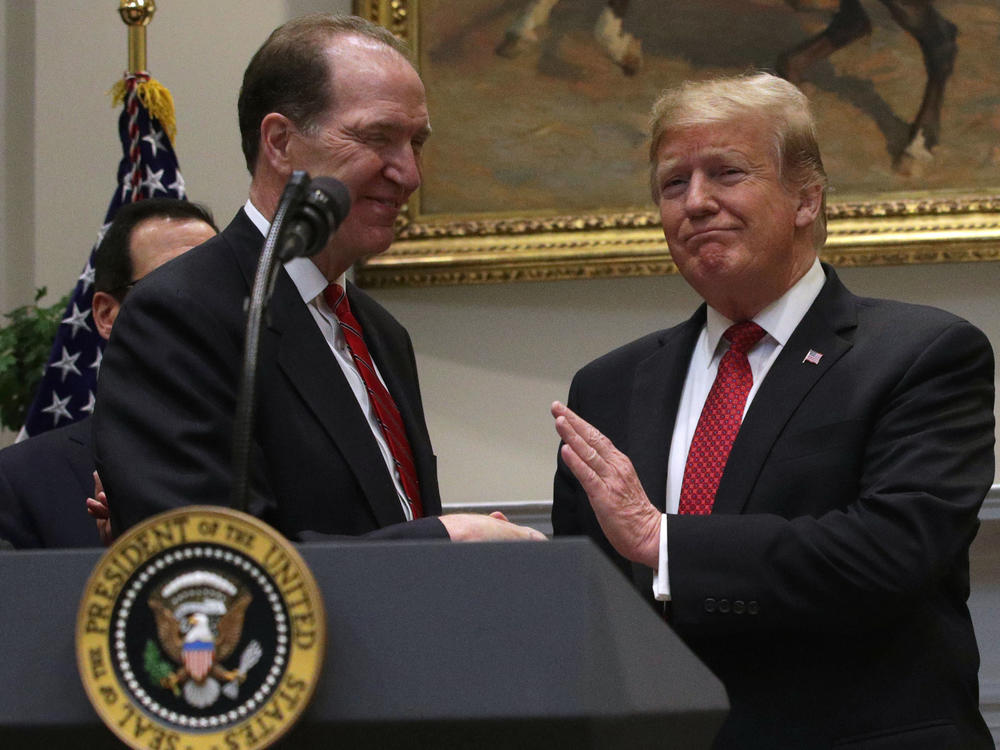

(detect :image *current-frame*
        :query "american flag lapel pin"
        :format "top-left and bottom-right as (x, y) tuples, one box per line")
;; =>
(802, 349), (823, 365)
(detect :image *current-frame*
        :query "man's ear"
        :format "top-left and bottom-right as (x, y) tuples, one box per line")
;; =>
(794, 183), (824, 228)
(258, 113), (297, 177)
(91, 291), (119, 341)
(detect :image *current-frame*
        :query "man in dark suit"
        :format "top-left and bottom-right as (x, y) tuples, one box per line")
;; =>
(551, 73), (995, 748)
(95, 15), (543, 544)
(0, 199), (217, 548)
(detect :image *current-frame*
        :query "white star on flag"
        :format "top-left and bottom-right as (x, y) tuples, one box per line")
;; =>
(78, 262), (96, 293)
(41, 391), (74, 426)
(143, 166), (166, 195)
(20, 70), (188, 440)
(142, 128), (166, 157)
(96, 220), (113, 245)
(168, 172), (187, 199)
(89, 347), (103, 372)
(52, 346), (82, 381)
(61, 303), (92, 338)
(80, 391), (98, 415)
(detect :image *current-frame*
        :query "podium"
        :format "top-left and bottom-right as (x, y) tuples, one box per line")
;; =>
(0, 538), (727, 748)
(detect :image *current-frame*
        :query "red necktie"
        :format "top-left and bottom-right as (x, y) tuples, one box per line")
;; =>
(324, 283), (423, 519)
(678, 321), (766, 515)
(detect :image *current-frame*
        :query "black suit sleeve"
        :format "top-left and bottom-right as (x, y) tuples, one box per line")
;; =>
(296, 516), (448, 542)
(669, 318), (995, 633)
(552, 369), (639, 582)
(552, 378), (583, 536)
(0, 420), (99, 549)
(95, 271), (264, 536)
(95, 236), (447, 542)
(0, 456), (42, 548)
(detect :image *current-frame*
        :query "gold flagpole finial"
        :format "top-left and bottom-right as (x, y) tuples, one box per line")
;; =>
(119, 0), (156, 73)
(110, 0), (175, 145)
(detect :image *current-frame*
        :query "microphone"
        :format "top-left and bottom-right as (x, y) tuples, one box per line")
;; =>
(232, 171), (349, 511)
(277, 176), (352, 261)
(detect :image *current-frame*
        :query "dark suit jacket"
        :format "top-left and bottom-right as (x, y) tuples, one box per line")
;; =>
(553, 265), (995, 749)
(0, 417), (102, 548)
(94, 210), (446, 541)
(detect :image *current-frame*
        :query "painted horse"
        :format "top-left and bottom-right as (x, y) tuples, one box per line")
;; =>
(496, 0), (958, 172)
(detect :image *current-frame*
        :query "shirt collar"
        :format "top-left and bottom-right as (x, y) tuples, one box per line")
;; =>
(242, 199), (345, 306)
(243, 198), (270, 237)
(701, 257), (825, 360)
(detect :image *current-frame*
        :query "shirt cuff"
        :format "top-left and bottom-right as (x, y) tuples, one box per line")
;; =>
(652, 513), (671, 601)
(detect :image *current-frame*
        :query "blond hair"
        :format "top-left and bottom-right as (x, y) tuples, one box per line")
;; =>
(648, 72), (828, 246)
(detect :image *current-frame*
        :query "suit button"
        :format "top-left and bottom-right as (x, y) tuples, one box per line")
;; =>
(747, 601), (760, 615)
(733, 600), (746, 615)
(718, 599), (731, 614)
(704, 598), (717, 613)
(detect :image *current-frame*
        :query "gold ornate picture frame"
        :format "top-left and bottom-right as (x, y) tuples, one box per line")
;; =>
(355, 0), (1000, 288)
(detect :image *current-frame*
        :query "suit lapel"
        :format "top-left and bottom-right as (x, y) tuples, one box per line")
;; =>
(347, 285), (440, 513)
(712, 266), (859, 515)
(270, 276), (406, 527)
(225, 211), (406, 528)
(628, 308), (706, 512)
(627, 310), (704, 592)
(347, 285), (415, 433)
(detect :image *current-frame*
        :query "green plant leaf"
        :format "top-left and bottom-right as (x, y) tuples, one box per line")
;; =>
(0, 288), (72, 432)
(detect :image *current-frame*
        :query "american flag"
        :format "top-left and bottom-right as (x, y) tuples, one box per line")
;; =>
(802, 349), (823, 365)
(19, 73), (186, 440)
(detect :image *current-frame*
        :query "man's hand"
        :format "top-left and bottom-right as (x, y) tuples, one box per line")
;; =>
(85, 470), (113, 547)
(440, 511), (547, 542)
(551, 401), (660, 567)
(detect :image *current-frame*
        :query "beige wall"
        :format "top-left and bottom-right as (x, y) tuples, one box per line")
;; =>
(2, 0), (998, 501)
(375, 262), (1000, 506)
(1, 1), (34, 314)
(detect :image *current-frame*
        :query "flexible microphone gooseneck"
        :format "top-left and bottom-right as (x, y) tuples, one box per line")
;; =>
(230, 170), (351, 512)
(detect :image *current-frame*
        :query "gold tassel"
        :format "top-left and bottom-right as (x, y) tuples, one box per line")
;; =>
(108, 75), (177, 145)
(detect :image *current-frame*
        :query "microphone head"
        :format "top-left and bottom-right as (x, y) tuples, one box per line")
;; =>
(277, 176), (352, 260)
(306, 176), (351, 230)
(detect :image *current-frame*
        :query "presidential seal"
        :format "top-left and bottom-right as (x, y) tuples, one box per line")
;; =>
(77, 506), (324, 750)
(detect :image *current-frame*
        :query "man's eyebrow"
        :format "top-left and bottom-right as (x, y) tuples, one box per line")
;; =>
(655, 156), (687, 181)
(656, 148), (746, 173)
(359, 119), (432, 139)
(656, 157), (681, 175)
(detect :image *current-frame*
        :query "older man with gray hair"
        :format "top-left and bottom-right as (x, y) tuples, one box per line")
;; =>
(552, 72), (994, 748)
(96, 15), (543, 544)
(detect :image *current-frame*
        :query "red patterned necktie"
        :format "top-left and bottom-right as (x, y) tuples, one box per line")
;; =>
(324, 283), (423, 519)
(678, 321), (766, 515)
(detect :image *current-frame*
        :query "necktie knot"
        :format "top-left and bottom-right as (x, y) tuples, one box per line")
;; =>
(724, 321), (766, 355)
(324, 283), (348, 317)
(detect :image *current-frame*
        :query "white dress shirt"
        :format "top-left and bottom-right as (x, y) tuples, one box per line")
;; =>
(653, 258), (826, 599)
(243, 200), (414, 521)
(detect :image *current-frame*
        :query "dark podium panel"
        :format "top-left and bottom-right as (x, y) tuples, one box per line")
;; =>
(0, 538), (727, 748)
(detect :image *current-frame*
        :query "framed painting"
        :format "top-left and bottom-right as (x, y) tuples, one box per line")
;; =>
(354, 0), (1000, 287)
